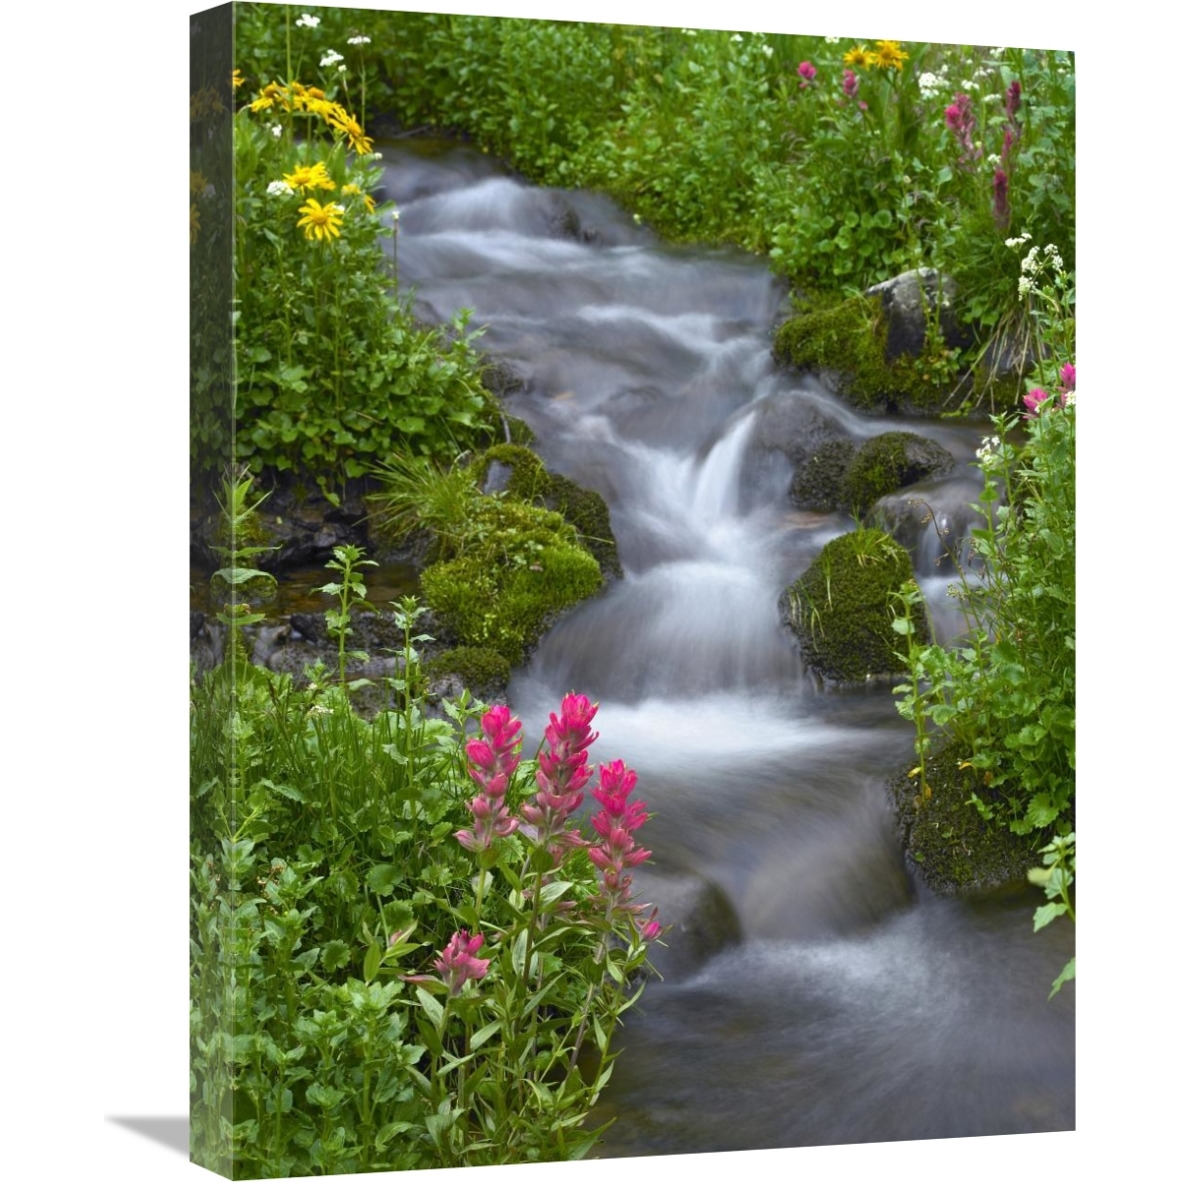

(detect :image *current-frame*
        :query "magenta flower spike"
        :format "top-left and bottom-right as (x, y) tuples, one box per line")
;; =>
(434, 929), (491, 997)
(457, 705), (523, 852)
(1059, 362), (1076, 393)
(797, 61), (817, 87)
(587, 759), (654, 921)
(842, 69), (859, 98)
(1005, 79), (1022, 120)
(520, 693), (600, 863)
(992, 168), (1010, 228)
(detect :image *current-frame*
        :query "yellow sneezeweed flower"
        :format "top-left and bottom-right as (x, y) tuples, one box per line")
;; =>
(843, 45), (873, 68)
(326, 107), (374, 155)
(190, 203), (201, 245)
(282, 161), (336, 194)
(307, 97), (341, 121)
(297, 198), (345, 242)
(251, 81), (287, 113)
(342, 184), (377, 214)
(231, 68), (244, 89)
(872, 40), (909, 70)
(190, 170), (209, 195)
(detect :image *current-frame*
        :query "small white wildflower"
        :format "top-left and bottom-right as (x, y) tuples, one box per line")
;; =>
(987, 153), (1001, 166)
(338, 64), (347, 73)
(391, 208), (399, 221)
(762, 44), (774, 57)
(271, 123), (283, 138)
(321, 49), (344, 68)
(633, 212), (642, 224)
(918, 71), (940, 98)
(267, 179), (294, 197)
(961, 79), (977, 90)
(1021, 245), (1041, 272)
(992, 47), (1007, 57)
(683, 28), (697, 36)
(975, 435), (1002, 465)
(1062, 389), (1075, 407)
(295, 13), (320, 28)
(369, 151), (382, 161)
(731, 33), (743, 42)
(202, 183), (216, 200)
(1017, 275), (1033, 296)
(825, 36), (841, 43)
(347, 34), (371, 45)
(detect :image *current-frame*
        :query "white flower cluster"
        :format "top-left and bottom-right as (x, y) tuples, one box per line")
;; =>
(1005, 231), (1033, 249)
(321, 49), (344, 68)
(825, 36), (841, 43)
(347, 35), (371, 45)
(731, 33), (743, 42)
(295, 13), (319, 28)
(761, 44), (774, 57)
(917, 71), (941, 98)
(271, 123), (283, 138)
(202, 183), (217, 200)
(267, 180), (294, 197)
(975, 435), (1003, 468)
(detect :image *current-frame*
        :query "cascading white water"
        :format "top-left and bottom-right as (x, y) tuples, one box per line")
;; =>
(381, 141), (1074, 1154)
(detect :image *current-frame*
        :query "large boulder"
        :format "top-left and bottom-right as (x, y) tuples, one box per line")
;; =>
(779, 528), (929, 683)
(865, 268), (968, 362)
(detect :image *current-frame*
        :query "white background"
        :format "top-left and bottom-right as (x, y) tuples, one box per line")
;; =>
(3, 1), (1173, 1179)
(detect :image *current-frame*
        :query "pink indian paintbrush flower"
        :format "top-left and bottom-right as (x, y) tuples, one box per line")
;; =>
(520, 693), (599, 864)
(797, 61), (817, 87)
(944, 94), (981, 165)
(586, 759), (654, 924)
(402, 929), (491, 997)
(1022, 387), (1049, 417)
(1059, 362), (1076, 392)
(1004, 79), (1022, 120)
(842, 69), (859, 98)
(457, 705), (522, 852)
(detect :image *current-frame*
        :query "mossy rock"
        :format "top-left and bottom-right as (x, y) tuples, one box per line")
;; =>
(425, 645), (512, 699)
(779, 529), (927, 683)
(420, 497), (603, 666)
(472, 443), (622, 578)
(789, 439), (858, 511)
(773, 294), (961, 415)
(842, 431), (955, 515)
(887, 741), (1040, 896)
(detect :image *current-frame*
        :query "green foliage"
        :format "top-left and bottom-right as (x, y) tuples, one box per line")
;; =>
(892, 396), (1074, 838)
(191, 588), (657, 1174)
(317, 543), (378, 691)
(782, 527), (926, 682)
(421, 498), (603, 666)
(1028, 832), (1075, 999)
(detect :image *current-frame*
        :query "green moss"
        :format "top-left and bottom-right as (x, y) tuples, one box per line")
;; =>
(472, 443), (622, 578)
(773, 295), (955, 414)
(420, 498), (603, 665)
(842, 431), (954, 515)
(780, 528), (927, 683)
(887, 742), (1037, 896)
(425, 645), (512, 696)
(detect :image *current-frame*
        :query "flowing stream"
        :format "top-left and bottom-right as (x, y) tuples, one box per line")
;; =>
(378, 141), (1074, 1153)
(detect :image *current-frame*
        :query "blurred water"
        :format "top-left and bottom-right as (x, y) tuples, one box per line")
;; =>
(380, 141), (1074, 1152)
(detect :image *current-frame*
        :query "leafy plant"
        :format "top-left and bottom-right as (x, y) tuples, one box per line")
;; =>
(1027, 832), (1075, 999)
(317, 543), (378, 691)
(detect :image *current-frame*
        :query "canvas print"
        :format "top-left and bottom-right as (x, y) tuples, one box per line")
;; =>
(190, 5), (1075, 1176)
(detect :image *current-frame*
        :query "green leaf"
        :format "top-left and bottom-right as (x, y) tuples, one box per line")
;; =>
(366, 864), (401, 896)
(1032, 902), (1067, 932)
(415, 985), (446, 1030)
(321, 940), (352, 973)
(1048, 957), (1075, 1000)
(362, 942), (382, 983)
